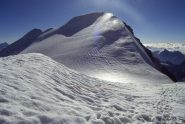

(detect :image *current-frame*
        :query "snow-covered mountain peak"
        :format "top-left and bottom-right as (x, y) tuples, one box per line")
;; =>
(37, 12), (125, 41)
(0, 12), (174, 82)
(93, 13), (124, 32)
(57, 12), (124, 37)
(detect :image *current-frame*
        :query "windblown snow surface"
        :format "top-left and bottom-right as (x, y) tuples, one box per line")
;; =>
(20, 13), (171, 83)
(0, 53), (185, 124)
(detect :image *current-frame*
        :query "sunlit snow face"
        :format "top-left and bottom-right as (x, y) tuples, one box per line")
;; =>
(112, 19), (120, 25)
(92, 72), (132, 83)
(97, 73), (121, 82)
(92, 13), (124, 46)
(102, 13), (113, 21)
(95, 13), (124, 32)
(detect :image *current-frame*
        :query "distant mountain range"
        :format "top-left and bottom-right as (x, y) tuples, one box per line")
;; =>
(146, 43), (185, 81)
(153, 49), (185, 65)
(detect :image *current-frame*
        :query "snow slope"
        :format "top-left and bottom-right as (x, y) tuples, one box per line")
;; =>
(16, 13), (172, 83)
(0, 53), (185, 124)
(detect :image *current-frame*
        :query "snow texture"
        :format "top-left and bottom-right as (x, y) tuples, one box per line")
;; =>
(20, 13), (172, 83)
(0, 53), (185, 124)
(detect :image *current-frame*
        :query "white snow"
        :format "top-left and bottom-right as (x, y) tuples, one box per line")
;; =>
(21, 13), (172, 83)
(0, 53), (185, 124)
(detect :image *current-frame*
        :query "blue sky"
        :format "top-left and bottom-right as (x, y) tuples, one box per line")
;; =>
(0, 0), (185, 43)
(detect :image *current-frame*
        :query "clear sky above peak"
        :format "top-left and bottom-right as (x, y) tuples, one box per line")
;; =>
(0, 0), (185, 43)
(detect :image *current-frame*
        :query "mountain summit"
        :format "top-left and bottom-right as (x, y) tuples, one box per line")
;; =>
(0, 12), (174, 82)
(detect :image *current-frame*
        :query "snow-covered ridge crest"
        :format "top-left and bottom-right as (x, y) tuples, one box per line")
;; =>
(38, 13), (125, 40)
(0, 53), (185, 124)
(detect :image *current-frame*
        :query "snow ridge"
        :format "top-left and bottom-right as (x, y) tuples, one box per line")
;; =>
(0, 53), (185, 124)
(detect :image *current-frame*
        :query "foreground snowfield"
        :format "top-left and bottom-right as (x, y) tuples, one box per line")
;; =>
(0, 53), (185, 124)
